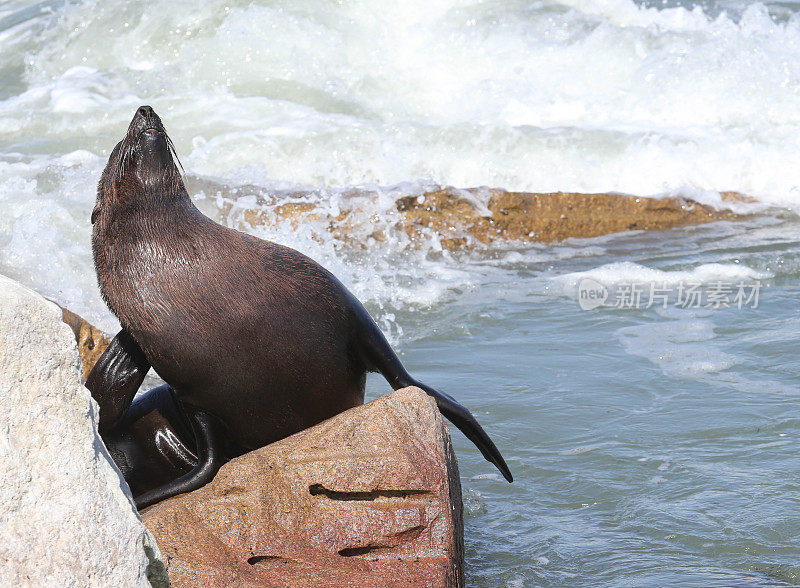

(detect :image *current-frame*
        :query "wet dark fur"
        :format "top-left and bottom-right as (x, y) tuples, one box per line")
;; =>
(91, 106), (511, 506)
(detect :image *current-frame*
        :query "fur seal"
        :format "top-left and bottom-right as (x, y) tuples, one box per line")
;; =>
(87, 105), (512, 509)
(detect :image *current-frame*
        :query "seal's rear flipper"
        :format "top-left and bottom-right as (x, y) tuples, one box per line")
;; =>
(353, 300), (513, 483)
(399, 377), (513, 483)
(134, 405), (227, 510)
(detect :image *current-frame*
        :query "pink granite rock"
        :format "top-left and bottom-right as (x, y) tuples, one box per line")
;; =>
(142, 386), (464, 587)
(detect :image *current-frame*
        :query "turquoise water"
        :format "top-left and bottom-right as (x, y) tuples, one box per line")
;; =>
(363, 214), (800, 586)
(1, 0), (800, 585)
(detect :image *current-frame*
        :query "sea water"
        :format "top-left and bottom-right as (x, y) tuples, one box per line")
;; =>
(1, 1), (799, 585)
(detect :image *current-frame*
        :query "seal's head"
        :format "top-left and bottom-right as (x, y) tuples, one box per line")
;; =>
(93, 105), (184, 224)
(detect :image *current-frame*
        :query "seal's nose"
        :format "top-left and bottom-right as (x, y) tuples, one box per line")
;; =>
(137, 105), (155, 119)
(132, 105), (165, 135)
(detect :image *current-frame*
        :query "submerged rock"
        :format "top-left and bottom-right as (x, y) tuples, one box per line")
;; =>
(0, 275), (167, 587)
(396, 188), (741, 245)
(142, 386), (464, 587)
(188, 176), (747, 249)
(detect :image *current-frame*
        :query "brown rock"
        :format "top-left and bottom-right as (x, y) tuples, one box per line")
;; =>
(58, 306), (110, 380)
(142, 387), (464, 588)
(398, 188), (741, 245)
(193, 175), (749, 250)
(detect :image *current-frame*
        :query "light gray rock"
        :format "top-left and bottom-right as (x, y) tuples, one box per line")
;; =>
(0, 274), (168, 587)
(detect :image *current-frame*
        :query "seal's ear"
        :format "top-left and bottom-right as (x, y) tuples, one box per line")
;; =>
(91, 204), (100, 224)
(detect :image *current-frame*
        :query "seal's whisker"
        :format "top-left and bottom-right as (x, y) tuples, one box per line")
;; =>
(166, 134), (185, 178)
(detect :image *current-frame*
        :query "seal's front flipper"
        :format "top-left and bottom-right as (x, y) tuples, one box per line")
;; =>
(134, 405), (227, 510)
(85, 328), (151, 435)
(354, 304), (513, 483)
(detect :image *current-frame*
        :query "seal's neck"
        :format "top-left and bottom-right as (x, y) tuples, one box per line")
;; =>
(92, 193), (210, 327)
(104, 182), (199, 235)
(93, 188), (201, 274)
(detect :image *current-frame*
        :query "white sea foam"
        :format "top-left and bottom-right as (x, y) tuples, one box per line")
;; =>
(2, 0), (800, 202)
(0, 151), (115, 328)
(549, 261), (772, 299)
(617, 314), (743, 378)
(615, 309), (799, 394)
(1, 0), (799, 329)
